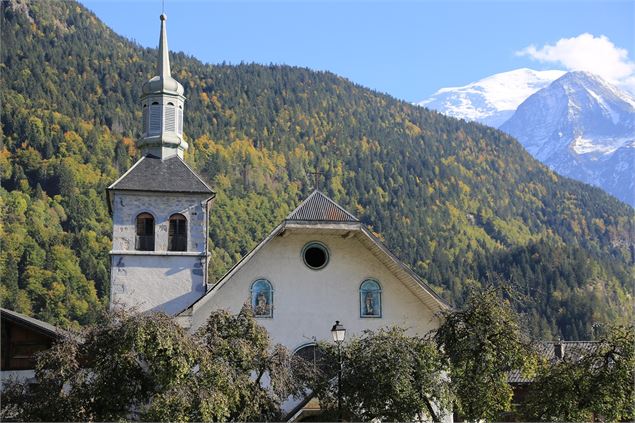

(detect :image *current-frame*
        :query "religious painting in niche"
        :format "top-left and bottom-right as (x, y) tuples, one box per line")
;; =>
(360, 279), (382, 317)
(251, 279), (273, 317)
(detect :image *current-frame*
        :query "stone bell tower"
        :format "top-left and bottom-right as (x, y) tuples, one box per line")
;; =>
(107, 14), (215, 315)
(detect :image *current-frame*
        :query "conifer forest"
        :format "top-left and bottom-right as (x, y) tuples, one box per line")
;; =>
(1, 0), (633, 339)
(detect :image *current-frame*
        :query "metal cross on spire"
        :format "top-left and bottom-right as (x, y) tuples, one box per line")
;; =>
(308, 170), (324, 191)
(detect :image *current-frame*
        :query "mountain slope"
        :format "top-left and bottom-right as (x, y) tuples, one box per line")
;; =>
(1, 0), (633, 339)
(500, 71), (635, 206)
(418, 68), (565, 127)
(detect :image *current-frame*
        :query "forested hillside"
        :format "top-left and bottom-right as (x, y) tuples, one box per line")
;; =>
(1, 0), (633, 338)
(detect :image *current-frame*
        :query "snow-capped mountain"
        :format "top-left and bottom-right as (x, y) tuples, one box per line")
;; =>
(418, 68), (566, 127)
(500, 71), (635, 206)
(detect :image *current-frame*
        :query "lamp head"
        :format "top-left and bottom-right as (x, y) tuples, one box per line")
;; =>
(331, 320), (346, 343)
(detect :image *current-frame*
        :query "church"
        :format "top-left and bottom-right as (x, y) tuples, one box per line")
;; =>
(107, 14), (451, 420)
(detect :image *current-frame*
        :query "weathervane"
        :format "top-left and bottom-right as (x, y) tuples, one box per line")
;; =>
(308, 170), (324, 191)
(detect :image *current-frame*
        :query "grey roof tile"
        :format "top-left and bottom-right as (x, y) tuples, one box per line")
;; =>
(108, 155), (214, 194)
(286, 190), (359, 222)
(508, 341), (599, 383)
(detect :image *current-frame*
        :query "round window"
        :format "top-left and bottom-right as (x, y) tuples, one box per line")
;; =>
(302, 242), (329, 270)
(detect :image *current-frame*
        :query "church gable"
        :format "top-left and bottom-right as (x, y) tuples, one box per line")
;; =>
(180, 192), (450, 338)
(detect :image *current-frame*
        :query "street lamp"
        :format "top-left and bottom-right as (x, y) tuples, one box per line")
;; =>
(331, 320), (346, 421)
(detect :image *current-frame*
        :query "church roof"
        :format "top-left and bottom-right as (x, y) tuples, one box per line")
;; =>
(286, 190), (359, 222)
(108, 155), (214, 194)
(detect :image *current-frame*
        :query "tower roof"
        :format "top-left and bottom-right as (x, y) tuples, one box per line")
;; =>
(142, 14), (184, 96)
(107, 155), (214, 195)
(286, 190), (359, 222)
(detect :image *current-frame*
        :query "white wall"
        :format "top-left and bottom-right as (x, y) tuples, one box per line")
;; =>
(111, 253), (207, 315)
(190, 231), (441, 350)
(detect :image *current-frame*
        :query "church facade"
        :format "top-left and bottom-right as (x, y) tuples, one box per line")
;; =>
(108, 14), (451, 420)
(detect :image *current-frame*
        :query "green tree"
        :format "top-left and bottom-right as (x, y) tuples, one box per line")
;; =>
(522, 324), (635, 421)
(1, 308), (306, 422)
(434, 286), (535, 421)
(311, 327), (451, 422)
(197, 305), (309, 421)
(1, 311), (231, 421)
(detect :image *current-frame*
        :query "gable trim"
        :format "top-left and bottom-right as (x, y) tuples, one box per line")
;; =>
(357, 227), (451, 312)
(177, 223), (285, 316)
(177, 220), (451, 318)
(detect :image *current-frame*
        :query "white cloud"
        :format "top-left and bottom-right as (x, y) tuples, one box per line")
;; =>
(517, 33), (635, 93)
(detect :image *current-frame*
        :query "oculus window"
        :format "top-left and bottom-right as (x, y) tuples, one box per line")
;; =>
(360, 279), (382, 317)
(251, 279), (273, 318)
(135, 213), (155, 251)
(302, 242), (329, 270)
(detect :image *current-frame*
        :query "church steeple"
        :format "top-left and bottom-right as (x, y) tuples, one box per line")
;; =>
(138, 14), (187, 159)
(157, 13), (171, 80)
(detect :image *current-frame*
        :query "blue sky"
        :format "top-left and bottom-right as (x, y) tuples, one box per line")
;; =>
(81, 0), (634, 102)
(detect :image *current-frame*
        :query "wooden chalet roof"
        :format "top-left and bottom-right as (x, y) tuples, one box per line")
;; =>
(1, 308), (71, 340)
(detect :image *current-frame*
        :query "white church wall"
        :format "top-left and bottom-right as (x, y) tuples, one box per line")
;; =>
(110, 253), (207, 315)
(189, 231), (441, 350)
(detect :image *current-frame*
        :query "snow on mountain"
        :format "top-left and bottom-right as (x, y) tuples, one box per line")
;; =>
(500, 71), (635, 206)
(418, 68), (566, 127)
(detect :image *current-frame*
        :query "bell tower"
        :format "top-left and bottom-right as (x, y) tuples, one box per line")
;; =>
(138, 13), (187, 159)
(107, 14), (215, 315)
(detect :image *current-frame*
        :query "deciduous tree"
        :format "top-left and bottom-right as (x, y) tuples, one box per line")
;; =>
(311, 327), (451, 422)
(522, 324), (634, 422)
(1, 307), (306, 422)
(434, 286), (535, 421)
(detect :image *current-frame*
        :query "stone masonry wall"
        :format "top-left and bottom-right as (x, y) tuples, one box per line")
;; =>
(109, 191), (211, 314)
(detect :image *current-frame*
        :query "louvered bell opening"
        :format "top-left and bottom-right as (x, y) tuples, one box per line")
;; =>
(177, 106), (183, 135)
(149, 103), (161, 135)
(142, 104), (148, 136)
(135, 213), (155, 251)
(168, 214), (187, 251)
(165, 103), (176, 132)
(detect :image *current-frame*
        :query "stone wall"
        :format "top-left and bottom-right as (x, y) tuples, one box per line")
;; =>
(109, 190), (211, 314)
(111, 191), (209, 253)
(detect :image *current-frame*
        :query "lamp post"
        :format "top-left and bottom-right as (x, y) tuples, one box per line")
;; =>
(331, 320), (346, 422)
